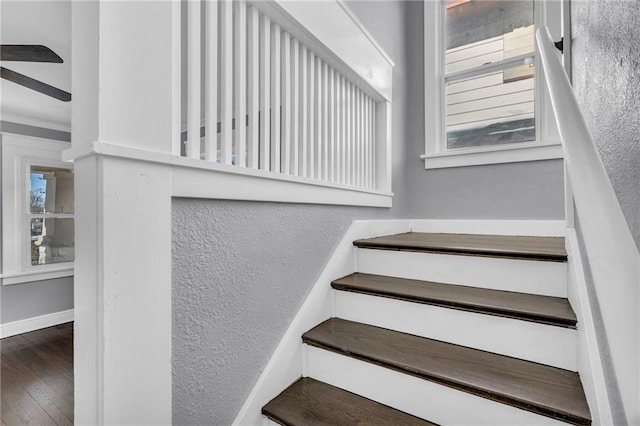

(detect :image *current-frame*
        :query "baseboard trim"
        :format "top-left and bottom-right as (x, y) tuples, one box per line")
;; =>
(0, 309), (74, 339)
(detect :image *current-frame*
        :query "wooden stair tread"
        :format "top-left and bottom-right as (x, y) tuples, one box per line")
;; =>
(332, 273), (577, 328)
(262, 377), (437, 426)
(303, 318), (591, 425)
(353, 232), (567, 262)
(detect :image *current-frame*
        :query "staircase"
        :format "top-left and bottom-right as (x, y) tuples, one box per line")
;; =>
(262, 232), (591, 425)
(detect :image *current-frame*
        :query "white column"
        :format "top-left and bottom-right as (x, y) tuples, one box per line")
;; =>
(71, 1), (174, 424)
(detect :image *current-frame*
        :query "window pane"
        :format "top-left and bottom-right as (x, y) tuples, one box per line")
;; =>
(31, 218), (75, 265)
(445, 0), (534, 74)
(30, 166), (74, 214)
(446, 60), (535, 149)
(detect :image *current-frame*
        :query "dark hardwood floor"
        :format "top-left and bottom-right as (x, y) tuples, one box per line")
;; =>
(1, 323), (73, 426)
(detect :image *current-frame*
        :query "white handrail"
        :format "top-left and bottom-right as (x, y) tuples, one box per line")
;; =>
(536, 26), (639, 423)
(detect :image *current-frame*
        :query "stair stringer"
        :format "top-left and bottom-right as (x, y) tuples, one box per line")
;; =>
(232, 220), (413, 426)
(566, 228), (615, 425)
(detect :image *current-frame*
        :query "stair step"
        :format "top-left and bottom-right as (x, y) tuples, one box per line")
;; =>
(332, 273), (577, 328)
(302, 318), (591, 425)
(354, 232), (567, 262)
(262, 377), (437, 426)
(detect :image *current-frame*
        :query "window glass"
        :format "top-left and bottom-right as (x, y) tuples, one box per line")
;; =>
(446, 61), (535, 149)
(30, 166), (74, 214)
(30, 218), (75, 265)
(444, 0), (536, 149)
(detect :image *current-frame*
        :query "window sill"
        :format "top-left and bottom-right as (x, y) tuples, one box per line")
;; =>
(420, 142), (563, 170)
(1, 266), (74, 285)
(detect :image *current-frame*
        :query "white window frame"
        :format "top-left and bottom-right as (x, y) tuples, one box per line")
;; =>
(1, 133), (74, 285)
(422, 0), (566, 169)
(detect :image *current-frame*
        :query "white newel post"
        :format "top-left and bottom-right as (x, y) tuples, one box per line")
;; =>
(69, 1), (177, 424)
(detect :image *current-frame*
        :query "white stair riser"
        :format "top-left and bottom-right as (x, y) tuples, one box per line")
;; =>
(334, 290), (578, 371)
(305, 345), (567, 426)
(261, 417), (280, 426)
(357, 249), (567, 297)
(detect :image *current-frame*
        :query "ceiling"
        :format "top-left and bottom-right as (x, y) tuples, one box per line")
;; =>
(1, 1), (71, 131)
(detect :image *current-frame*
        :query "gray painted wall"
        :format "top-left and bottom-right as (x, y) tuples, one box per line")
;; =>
(571, 0), (640, 250)
(171, 1), (566, 423)
(404, 0), (565, 220)
(1, 277), (74, 324)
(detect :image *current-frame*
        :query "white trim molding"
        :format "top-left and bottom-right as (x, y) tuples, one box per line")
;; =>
(64, 142), (394, 207)
(0, 309), (74, 339)
(421, 142), (563, 169)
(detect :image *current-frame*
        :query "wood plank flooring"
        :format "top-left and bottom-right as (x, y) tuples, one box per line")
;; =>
(263, 377), (438, 426)
(353, 232), (568, 262)
(1, 323), (74, 426)
(303, 318), (590, 425)
(332, 273), (577, 328)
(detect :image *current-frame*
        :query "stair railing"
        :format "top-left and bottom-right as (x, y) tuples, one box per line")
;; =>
(536, 26), (639, 422)
(181, 0), (392, 194)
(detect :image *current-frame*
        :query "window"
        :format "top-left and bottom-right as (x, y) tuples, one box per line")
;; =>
(423, 0), (565, 169)
(1, 133), (74, 285)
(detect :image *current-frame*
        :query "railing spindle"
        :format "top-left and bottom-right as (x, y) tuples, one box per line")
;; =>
(281, 31), (291, 175)
(247, 7), (259, 168)
(270, 23), (281, 172)
(220, 0), (233, 164)
(291, 38), (300, 176)
(187, 0), (201, 159)
(233, 0), (246, 167)
(300, 45), (308, 178)
(308, 51), (315, 179)
(259, 14), (271, 170)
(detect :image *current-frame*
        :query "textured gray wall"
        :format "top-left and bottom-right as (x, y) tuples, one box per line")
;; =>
(173, 200), (385, 425)
(1, 277), (74, 324)
(571, 0), (640, 249)
(405, 0), (565, 220)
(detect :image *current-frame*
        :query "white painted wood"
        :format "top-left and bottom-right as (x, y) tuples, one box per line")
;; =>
(566, 229), (614, 426)
(259, 14), (271, 171)
(187, 0), (201, 159)
(538, 26), (640, 423)
(64, 141), (393, 208)
(247, 7), (260, 169)
(300, 45), (308, 178)
(334, 290), (577, 370)
(339, 76), (346, 184)
(234, 0), (247, 167)
(220, 0), (233, 165)
(313, 57), (322, 180)
(232, 221), (385, 426)
(308, 51), (316, 179)
(357, 249), (567, 297)
(281, 31), (291, 174)
(270, 23), (281, 173)
(204, 0), (219, 162)
(322, 61), (329, 181)
(421, 142), (563, 169)
(291, 38), (299, 176)
(375, 101), (391, 192)
(346, 82), (354, 185)
(407, 219), (566, 237)
(355, 89), (361, 187)
(306, 346), (566, 426)
(328, 67), (336, 183)
(270, 0), (393, 101)
(0, 309), (74, 339)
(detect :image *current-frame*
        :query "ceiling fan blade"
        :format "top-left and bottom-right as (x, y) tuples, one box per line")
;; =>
(1, 67), (71, 102)
(0, 45), (63, 63)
